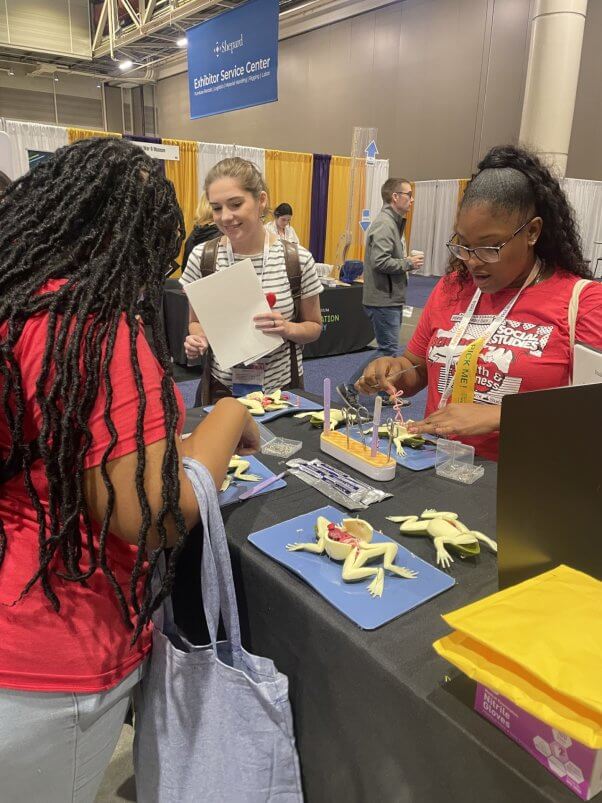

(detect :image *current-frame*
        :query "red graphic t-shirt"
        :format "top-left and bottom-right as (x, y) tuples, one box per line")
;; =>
(407, 271), (602, 460)
(0, 280), (186, 692)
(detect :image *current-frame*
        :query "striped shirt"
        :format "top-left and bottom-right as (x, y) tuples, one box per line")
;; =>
(181, 239), (321, 391)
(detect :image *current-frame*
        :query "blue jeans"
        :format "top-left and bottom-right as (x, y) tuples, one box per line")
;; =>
(349, 305), (403, 385)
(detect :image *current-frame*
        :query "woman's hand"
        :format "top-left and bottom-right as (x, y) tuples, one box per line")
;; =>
(253, 311), (292, 339)
(236, 412), (260, 455)
(355, 357), (403, 396)
(407, 403), (501, 438)
(184, 333), (208, 359)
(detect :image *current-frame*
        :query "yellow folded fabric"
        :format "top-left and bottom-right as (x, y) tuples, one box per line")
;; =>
(433, 565), (602, 748)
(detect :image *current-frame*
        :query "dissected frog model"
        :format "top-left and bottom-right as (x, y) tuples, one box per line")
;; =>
(387, 509), (497, 568)
(237, 390), (294, 416)
(221, 456), (261, 492)
(286, 516), (417, 597)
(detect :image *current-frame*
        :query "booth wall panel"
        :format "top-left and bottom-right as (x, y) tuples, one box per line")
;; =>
(0, 0), (91, 57)
(0, 87), (56, 125)
(567, 0), (602, 181)
(156, 0), (533, 180)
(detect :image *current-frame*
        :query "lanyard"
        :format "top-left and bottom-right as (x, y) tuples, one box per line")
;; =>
(439, 259), (541, 408)
(225, 231), (271, 281)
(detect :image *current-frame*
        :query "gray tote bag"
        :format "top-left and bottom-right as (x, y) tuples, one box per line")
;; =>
(133, 458), (303, 803)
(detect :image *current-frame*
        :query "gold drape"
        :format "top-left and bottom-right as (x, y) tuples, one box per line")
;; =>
(67, 128), (121, 143)
(164, 139), (199, 274)
(457, 178), (471, 211)
(324, 156), (366, 266)
(403, 181), (416, 251)
(264, 150), (313, 248)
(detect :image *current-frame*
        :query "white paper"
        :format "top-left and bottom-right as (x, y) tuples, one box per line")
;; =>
(183, 258), (283, 371)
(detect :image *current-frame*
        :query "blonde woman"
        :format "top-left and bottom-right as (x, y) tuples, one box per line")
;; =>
(182, 193), (220, 268)
(181, 158), (322, 404)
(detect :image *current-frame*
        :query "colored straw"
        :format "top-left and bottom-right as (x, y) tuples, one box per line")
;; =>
(371, 396), (382, 457)
(323, 378), (331, 433)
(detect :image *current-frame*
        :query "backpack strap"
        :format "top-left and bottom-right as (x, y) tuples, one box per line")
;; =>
(568, 278), (593, 383)
(198, 237), (222, 405)
(281, 240), (302, 389)
(282, 240), (302, 321)
(199, 236), (221, 278)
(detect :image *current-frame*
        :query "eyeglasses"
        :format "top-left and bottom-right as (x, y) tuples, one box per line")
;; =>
(394, 190), (413, 199)
(446, 219), (532, 264)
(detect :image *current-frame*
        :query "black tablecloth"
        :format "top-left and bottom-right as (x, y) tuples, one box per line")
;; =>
(163, 282), (373, 365)
(304, 284), (373, 359)
(175, 405), (573, 803)
(163, 286), (188, 366)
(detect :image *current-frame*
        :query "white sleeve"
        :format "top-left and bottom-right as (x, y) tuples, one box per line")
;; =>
(179, 243), (204, 286)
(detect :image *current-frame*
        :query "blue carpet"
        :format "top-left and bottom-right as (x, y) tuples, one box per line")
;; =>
(406, 275), (439, 308)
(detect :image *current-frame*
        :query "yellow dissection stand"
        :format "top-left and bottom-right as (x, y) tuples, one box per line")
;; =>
(320, 430), (396, 482)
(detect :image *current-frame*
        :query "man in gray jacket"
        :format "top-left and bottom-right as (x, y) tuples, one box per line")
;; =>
(339, 177), (424, 404)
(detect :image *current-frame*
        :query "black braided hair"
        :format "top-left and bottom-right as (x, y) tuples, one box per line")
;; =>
(0, 137), (187, 641)
(448, 144), (592, 284)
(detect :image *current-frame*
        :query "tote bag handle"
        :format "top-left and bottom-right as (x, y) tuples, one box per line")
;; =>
(182, 458), (243, 654)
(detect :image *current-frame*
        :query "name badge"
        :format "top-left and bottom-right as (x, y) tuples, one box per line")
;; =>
(231, 364), (265, 397)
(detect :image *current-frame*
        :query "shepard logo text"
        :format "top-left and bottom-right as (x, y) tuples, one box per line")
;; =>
(213, 35), (244, 57)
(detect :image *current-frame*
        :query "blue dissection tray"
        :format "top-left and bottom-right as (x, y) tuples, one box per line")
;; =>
(347, 425), (438, 471)
(248, 505), (455, 629)
(205, 392), (322, 424)
(220, 455), (287, 507)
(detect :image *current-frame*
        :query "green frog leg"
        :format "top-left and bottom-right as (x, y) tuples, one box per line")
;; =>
(286, 527), (328, 554)
(237, 398), (265, 416)
(341, 546), (386, 597)
(433, 536), (454, 568)
(421, 509), (459, 521)
(471, 531), (498, 553)
(399, 519), (431, 534)
(380, 543), (418, 579)
(387, 515), (420, 524)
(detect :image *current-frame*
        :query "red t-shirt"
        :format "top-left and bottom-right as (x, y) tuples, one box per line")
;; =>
(0, 281), (185, 693)
(407, 271), (602, 460)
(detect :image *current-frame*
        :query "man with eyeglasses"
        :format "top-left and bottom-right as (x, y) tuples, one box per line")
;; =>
(339, 178), (424, 406)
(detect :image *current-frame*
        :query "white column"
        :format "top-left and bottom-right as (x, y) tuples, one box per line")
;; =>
(519, 0), (588, 177)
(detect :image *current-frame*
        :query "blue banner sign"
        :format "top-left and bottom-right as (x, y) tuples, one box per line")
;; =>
(187, 0), (279, 119)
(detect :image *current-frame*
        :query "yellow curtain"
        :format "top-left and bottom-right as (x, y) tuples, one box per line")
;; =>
(265, 150), (313, 249)
(164, 139), (199, 274)
(67, 128), (121, 143)
(403, 181), (416, 251)
(457, 178), (471, 211)
(324, 156), (366, 266)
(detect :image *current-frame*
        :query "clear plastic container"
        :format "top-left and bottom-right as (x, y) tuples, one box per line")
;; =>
(261, 437), (303, 459)
(435, 438), (484, 485)
(257, 422), (276, 449)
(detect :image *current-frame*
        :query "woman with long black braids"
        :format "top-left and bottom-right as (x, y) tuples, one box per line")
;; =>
(357, 145), (602, 459)
(0, 137), (259, 801)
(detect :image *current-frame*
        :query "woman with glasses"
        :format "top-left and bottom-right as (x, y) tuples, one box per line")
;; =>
(356, 144), (602, 460)
(0, 137), (259, 801)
